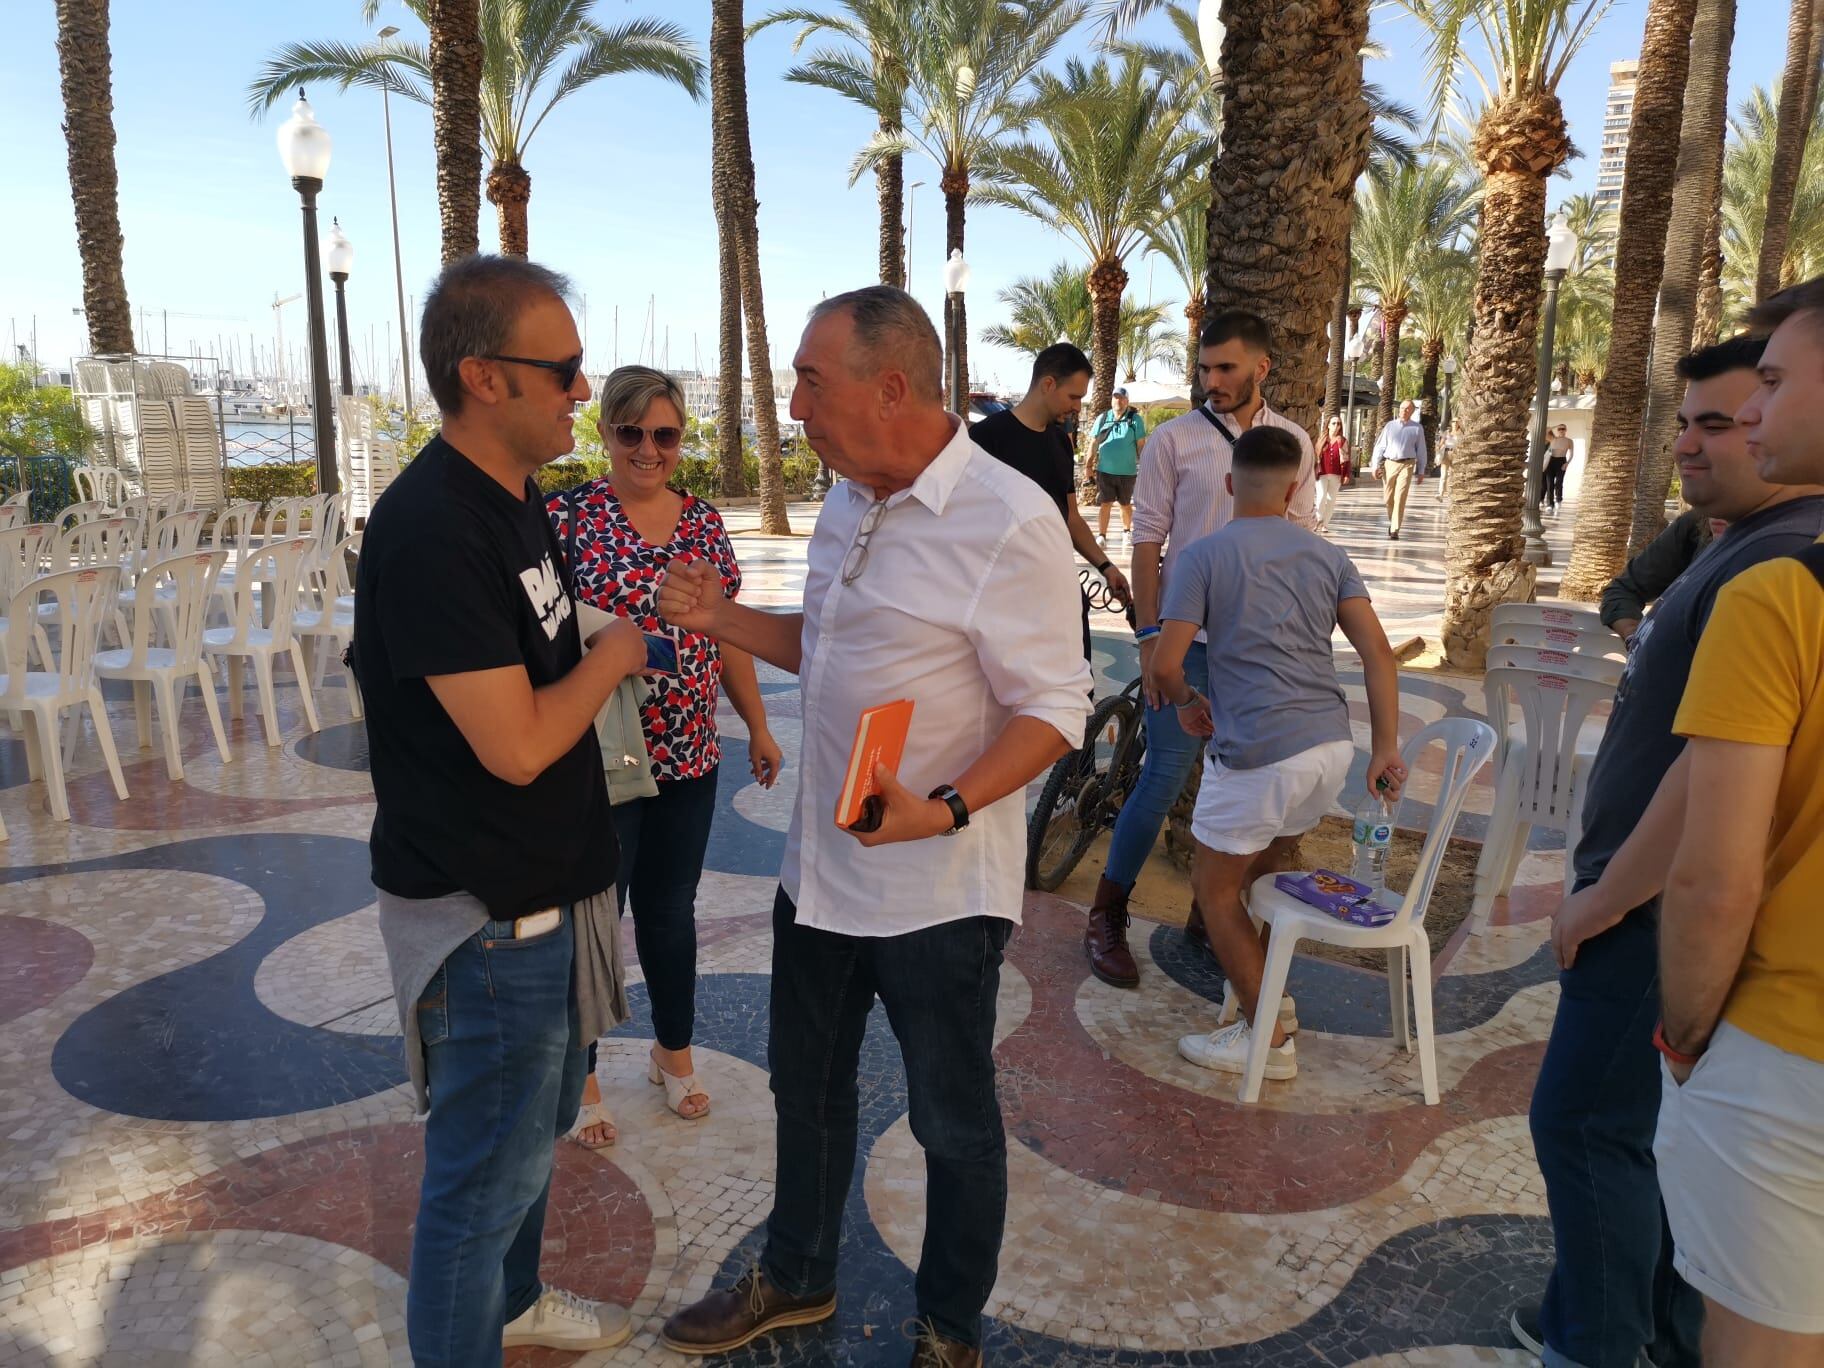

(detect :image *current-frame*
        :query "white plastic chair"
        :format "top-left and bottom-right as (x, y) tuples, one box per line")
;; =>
(206, 501), (261, 602)
(45, 516), (142, 579)
(97, 550), (230, 781)
(1, 566), (129, 821)
(294, 532), (361, 720)
(202, 537), (320, 746)
(53, 500), (109, 536)
(0, 503), (24, 531)
(0, 523), (52, 660)
(1467, 647), (1623, 935)
(1218, 718), (1499, 1105)
(3, 490), (34, 523)
(1490, 620), (1625, 661)
(1489, 602), (1605, 636)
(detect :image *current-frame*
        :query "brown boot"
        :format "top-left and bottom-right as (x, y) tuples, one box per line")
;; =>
(1185, 897), (1212, 956)
(906, 1317), (984, 1366)
(1085, 876), (1140, 988)
(660, 1267), (836, 1356)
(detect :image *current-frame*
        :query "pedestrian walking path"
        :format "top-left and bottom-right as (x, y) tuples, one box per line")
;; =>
(0, 477), (1579, 1365)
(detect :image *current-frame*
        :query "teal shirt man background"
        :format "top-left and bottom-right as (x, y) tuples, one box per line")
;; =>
(1089, 390), (1148, 541)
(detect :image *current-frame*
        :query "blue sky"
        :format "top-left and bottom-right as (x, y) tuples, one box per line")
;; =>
(0, 1), (1788, 397)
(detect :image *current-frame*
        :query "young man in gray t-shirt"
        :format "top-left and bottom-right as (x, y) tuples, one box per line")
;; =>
(1150, 426), (1406, 1081)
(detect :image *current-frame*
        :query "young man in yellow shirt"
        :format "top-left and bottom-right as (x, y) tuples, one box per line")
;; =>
(1652, 278), (1824, 1364)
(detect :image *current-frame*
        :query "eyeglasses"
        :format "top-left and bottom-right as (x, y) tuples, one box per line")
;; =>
(840, 499), (892, 586)
(607, 423), (684, 452)
(482, 352), (586, 390)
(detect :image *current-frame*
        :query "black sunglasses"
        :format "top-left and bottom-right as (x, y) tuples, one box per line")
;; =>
(607, 423), (684, 452)
(483, 352), (586, 390)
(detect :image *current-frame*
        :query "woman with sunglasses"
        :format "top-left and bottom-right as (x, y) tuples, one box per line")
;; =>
(549, 365), (783, 1145)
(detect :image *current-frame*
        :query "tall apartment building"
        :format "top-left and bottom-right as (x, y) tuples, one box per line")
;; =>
(1596, 59), (1639, 211)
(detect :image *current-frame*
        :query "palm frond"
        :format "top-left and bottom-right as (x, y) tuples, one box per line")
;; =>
(246, 40), (430, 116)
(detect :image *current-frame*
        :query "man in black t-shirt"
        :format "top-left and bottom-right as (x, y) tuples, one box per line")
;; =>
(972, 342), (1131, 662)
(1511, 335), (1824, 1368)
(356, 255), (646, 1362)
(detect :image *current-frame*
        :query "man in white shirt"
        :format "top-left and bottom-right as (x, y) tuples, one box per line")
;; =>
(1085, 309), (1318, 988)
(1370, 399), (1428, 539)
(655, 286), (1091, 1368)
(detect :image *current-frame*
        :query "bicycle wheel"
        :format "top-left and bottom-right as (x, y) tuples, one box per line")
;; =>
(1026, 693), (1141, 891)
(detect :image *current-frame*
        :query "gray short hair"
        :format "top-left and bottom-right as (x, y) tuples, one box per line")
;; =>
(596, 364), (687, 427)
(808, 286), (943, 401)
(420, 255), (573, 414)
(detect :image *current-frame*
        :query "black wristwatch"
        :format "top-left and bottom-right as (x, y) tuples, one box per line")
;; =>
(1094, 559), (1114, 576)
(929, 784), (970, 836)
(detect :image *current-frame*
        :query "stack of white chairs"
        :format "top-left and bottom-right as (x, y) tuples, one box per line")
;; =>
(202, 536), (320, 747)
(1467, 644), (1624, 934)
(295, 532), (361, 719)
(337, 395), (400, 523)
(132, 402), (185, 502)
(172, 397), (227, 510)
(1493, 619), (1625, 661)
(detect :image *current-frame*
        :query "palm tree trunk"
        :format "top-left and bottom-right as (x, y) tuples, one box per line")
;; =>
(1635, 0), (1738, 555)
(54, 0), (133, 356)
(1086, 258), (1128, 426)
(712, 0), (790, 534)
(428, 0), (483, 263)
(1757, 0), (1821, 302)
(1323, 248), (1350, 433)
(486, 161), (531, 258)
(1562, 0), (1702, 600)
(1375, 304), (1406, 433)
(1418, 335), (1443, 464)
(878, 136), (904, 288)
(714, 161), (746, 498)
(1440, 92), (1572, 668)
(941, 168), (969, 413)
(1183, 296), (1204, 395)
(1204, 0), (1372, 439)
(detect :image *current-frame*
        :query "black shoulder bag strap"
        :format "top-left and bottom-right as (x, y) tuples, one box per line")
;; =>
(561, 485), (582, 596)
(1195, 404), (1237, 449)
(1792, 541), (1824, 589)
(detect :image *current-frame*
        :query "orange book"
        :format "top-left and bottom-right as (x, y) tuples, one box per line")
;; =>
(836, 699), (915, 831)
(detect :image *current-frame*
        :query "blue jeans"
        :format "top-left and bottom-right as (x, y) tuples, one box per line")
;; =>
(762, 888), (1011, 1347)
(1529, 903), (1702, 1368)
(1104, 641), (1208, 887)
(408, 908), (587, 1368)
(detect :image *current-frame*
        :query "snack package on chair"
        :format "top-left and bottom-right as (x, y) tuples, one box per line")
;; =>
(1274, 870), (1398, 927)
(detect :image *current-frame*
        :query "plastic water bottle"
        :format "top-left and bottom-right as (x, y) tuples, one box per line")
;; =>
(1350, 789), (1393, 893)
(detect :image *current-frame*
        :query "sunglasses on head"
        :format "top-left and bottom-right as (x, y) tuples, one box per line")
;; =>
(607, 423), (684, 452)
(482, 352), (586, 390)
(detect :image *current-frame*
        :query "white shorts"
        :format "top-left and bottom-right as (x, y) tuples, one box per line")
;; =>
(1191, 739), (1354, 856)
(1653, 1020), (1824, 1333)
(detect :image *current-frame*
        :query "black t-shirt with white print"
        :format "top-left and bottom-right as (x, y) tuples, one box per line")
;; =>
(355, 435), (617, 917)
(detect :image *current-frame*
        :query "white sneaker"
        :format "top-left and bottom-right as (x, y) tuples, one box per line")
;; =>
(503, 1285), (634, 1350)
(1279, 994), (1299, 1035)
(1178, 1020), (1298, 1080)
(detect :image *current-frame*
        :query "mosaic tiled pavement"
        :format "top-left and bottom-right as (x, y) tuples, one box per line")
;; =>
(1, 481), (1593, 1365)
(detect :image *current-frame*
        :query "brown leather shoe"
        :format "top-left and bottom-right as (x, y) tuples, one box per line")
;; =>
(1085, 875), (1140, 988)
(906, 1317), (984, 1366)
(660, 1267), (836, 1356)
(1185, 897), (1212, 955)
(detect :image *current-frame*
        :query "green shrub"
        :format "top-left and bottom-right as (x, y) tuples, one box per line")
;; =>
(537, 450), (823, 502)
(0, 361), (88, 460)
(225, 463), (317, 508)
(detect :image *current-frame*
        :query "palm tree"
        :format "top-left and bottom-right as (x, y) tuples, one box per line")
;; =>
(1556, 193), (1618, 274)
(980, 261), (1177, 372)
(1408, 246), (1474, 457)
(1119, 304), (1184, 382)
(55, 0), (134, 355)
(1400, 0), (1612, 667)
(712, 0), (790, 533)
(1560, 0), (1702, 601)
(856, 0), (1089, 410)
(1722, 85), (1824, 318)
(249, 2), (705, 258)
(1350, 160), (1477, 433)
(1144, 189), (1209, 393)
(427, 0), (483, 262)
(751, 1), (913, 287)
(1757, 0), (1822, 301)
(1624, 0), (1736, 556)
(974, 51), (1213, 420)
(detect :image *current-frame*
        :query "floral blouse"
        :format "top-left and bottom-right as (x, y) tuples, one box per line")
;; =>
(548, 481), (742, 783)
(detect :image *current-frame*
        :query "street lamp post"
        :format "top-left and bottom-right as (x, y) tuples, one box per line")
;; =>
(904, 179), (926, 292)
(943, 248), (971, 415)
(1441, 352), (1458, 428)
(377, 25), (414, 413)
(1523, 215), (1578, 566)
(1344, 307), (1369, 465)
(276, 90), (340, 497)
(326, 218), (355, 397)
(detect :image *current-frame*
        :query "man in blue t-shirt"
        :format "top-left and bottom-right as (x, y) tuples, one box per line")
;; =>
(1509, 334), (1824, 1368)
(1088, 387), (1147, 542)
(1147, 426), (1406, 1080)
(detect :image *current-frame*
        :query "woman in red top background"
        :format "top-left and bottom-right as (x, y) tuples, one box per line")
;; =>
(1315, 415), (1352, 533)
(550, 366), (783, 1145)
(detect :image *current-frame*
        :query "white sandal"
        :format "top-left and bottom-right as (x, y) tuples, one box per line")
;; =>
(647, 1050), (710, 1120)
(566, 1101), (618, 1149)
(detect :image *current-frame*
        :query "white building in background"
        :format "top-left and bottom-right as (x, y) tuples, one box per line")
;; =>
(1596, 59), (1639, 212)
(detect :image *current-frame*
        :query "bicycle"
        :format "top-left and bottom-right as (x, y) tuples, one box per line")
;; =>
(1025, 570), (1148, 891)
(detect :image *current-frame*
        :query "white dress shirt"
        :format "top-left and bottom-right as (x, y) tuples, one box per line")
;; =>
(1371, 419), (1429, 478)
(780, 418), (1093, 938)
(1130, 400), (1318, 640)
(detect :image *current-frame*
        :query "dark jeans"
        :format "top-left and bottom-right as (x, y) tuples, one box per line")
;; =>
(409, 908), (587, 1368)
(587, 768), (718, 1073)
(1544, 458), (1569, 506)
(1529, 904), (1702, 1368)
(761, 888), (1011, 1347)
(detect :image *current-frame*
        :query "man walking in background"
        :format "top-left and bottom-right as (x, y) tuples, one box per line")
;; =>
(1085, 309), (1317, 989)
(1087, 386), (1147, 544)
(1371, 399), (1426, 539)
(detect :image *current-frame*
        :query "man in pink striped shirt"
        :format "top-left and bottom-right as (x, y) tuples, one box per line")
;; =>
(1083, 310), (1318, 988)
